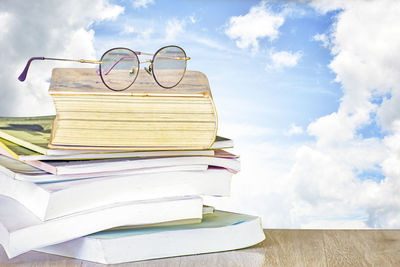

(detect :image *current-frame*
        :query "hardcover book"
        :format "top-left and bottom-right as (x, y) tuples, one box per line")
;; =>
(0, 116), (233, 158)
(48, 68), (218, 150)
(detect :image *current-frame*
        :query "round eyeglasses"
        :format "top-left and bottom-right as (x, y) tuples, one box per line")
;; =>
(18, 45), (191, 91)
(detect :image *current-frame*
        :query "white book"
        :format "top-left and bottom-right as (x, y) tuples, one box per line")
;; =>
(0, 154), (207, 183)
(37, 210), (265, 264)
(0, 167), (232, 221)
(0, 195), (203, 258)
(30, 150), (240, 175)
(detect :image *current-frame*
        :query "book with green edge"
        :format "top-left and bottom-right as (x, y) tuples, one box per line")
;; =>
(0, 137), (215, 161)
(0, 116), (53, 155)
(0, 138), (41, 160)
(0, 116), (233, 157)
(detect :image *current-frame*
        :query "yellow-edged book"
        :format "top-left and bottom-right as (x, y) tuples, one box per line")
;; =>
(48, 68), (218, 150)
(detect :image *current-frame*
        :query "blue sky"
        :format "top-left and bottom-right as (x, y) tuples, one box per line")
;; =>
(1, 0), (400, 228)
(91, 1), (342, 139)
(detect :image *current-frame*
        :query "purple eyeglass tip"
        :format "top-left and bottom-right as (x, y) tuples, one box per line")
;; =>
(18, 57), (45, 82)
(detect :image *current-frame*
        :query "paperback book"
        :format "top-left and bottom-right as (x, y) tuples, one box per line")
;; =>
(0, 154), (206, 183)
(0, 163), (232, 220)
(0, 195), (204, 258)
(37, 210), (265, 264)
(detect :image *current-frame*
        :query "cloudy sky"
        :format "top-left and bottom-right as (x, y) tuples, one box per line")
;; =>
(1, 0), (400, 228)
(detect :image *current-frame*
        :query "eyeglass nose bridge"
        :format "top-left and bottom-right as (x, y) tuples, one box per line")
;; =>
(142, 60), (153, 76)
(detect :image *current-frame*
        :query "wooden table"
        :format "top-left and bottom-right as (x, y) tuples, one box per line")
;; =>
(2, 229), (400, 266)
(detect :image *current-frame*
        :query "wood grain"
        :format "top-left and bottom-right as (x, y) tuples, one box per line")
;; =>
(2, 229), (400, 266)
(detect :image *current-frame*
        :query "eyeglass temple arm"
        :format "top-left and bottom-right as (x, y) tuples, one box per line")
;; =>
(18, 57), (44, 81)
(18, 57), (101, 82)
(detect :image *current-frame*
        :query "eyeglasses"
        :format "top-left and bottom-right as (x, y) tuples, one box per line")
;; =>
(18, 45), (190, 91)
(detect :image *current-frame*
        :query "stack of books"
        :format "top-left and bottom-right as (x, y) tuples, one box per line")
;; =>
(0, 68), (264, 264)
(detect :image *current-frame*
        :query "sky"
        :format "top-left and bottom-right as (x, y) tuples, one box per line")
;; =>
(1, 0), (400, 228)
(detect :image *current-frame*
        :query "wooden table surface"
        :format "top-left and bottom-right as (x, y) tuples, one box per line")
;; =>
(2, 229), (400, 266)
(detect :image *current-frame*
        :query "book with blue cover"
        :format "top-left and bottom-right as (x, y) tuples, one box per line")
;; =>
(37, 210), (265, 264)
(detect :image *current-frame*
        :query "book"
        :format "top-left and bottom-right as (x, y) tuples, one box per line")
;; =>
(0, 164), (232, 221)
(110, 205), (215, 231)
(37, 210), (265, 264)
(0, 195), (204, 258)
(0, 137), (214, 161)
(0, 116), (52, 155)
(0, 115), (233, 157)
(48, 68), (217, 150)
(15, 149), (240, 175)
(0, 154), (207, 183)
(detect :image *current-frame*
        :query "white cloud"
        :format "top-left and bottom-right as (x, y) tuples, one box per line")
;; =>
(0, 0), (124, 116)
(266, 50), (302, 70)
(313, 33), (329, 48)
(165, 18), (186, 42)
(120, 25), (135, 35)
(164, 16), (197, 42)
(225, 1), (284, 52)
(0, 12), (12, 39)
(218, 122), (276, 139)
(192, 37), (231, 52)
(204, 125), (298, 228)
(97, 1), (124, 21)
(285, 124), (304, 136)
(97, 14), (200, 51)
(189, 15), (196, 24)
(309, 0), (347, 14)
(132, 0), (154, 9)
(290, 0), (400, 228)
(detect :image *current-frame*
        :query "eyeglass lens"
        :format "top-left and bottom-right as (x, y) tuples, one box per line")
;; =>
(152, 46), (187, 89)
(100, 48), (139, 91)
